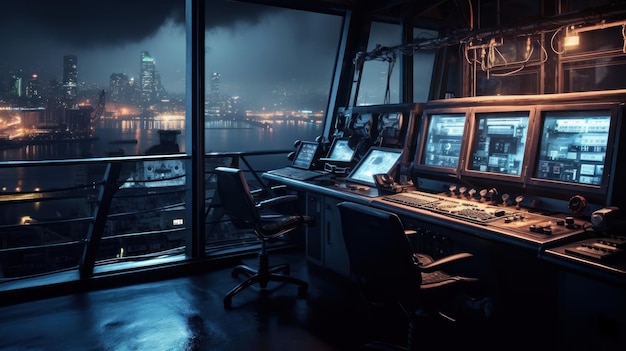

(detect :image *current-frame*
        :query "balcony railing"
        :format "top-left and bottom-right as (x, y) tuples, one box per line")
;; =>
(0, 150), (295, 289)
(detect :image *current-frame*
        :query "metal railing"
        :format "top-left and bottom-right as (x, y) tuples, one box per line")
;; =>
(0, 150), (293, 284)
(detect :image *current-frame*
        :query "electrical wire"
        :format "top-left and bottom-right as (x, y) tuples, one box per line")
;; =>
(551, 26), (567, 55)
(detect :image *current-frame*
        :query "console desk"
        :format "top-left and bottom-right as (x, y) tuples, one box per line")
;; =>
(262, 171), (626, 349)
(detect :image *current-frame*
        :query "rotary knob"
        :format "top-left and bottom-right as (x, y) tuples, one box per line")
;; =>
(448, 184), (457, 196)
(501, 193), (510, 206)
(479, 189), (488, 202)
(458, 186), (467, 198)
(468, 188), (477, 199)
(568, 195), (588, 216)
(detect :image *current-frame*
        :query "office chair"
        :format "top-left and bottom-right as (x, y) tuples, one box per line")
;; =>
(214, 167), (313, 308)
(337, 201), (483, 351)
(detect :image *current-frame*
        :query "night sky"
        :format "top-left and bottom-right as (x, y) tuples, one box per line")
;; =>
(0, 0), (342, 99)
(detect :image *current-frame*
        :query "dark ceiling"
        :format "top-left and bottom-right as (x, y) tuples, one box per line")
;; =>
(235, 0), (626, 35)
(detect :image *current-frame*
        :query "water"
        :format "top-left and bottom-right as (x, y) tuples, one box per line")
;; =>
(0, 118), (323, 225)
(0, 117), (323, 189)
(1, 118), (322, 159)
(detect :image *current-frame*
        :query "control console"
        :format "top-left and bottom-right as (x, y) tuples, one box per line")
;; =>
(380, 190), (587, 242)
(563, 235), (626, 262)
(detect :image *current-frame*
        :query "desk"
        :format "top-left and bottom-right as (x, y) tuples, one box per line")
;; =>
(263, 171), (626, 347)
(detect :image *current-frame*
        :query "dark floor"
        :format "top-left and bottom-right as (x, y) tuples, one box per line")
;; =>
(0, 250), (494, 351)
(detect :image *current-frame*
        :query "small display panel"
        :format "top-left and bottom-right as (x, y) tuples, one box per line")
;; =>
(533, 110), (611, 186)
(346, 147), (403, 186)
(420, 113), (466, 169)
(467, 111), (530, 176)
(321, 138), (355, 163)
(292, 141), (319, 169)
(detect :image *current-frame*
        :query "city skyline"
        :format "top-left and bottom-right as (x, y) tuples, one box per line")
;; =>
(0, 1), (342, 101)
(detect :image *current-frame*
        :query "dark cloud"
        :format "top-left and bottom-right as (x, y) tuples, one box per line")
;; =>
(0, 0), (280, 48)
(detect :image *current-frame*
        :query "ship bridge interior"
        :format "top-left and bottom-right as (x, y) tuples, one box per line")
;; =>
(1, 0), (626, 350)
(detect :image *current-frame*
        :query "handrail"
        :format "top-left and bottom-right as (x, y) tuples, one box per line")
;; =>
(0, 149), (293, 282)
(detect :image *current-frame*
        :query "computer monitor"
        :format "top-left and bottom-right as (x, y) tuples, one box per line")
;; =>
(346, 146), (403, 187)
(464, 110), (530, 180)
(530, 109), (614, 188)
(319, 138), (355, 163)
(291, 141), (320, 170)
(415, 112), (467, 172)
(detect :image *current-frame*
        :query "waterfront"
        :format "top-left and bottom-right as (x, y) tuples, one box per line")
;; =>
(0, 117), (323, 190)
(0, 117), (323, 276)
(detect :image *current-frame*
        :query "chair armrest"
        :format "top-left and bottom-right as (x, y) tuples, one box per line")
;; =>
(257, 194), (299, 209)
(250, 185), (289, 198)
(416, 252), (473, 273)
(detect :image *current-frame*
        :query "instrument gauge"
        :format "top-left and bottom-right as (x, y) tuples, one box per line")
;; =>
(568, 195), (588, 216)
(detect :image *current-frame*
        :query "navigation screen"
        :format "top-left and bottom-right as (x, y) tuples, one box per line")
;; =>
(292, 141), (319, 169)
(323, 138), (355, 162)
(420, 113), (466, 169)
(467, 111), (530, 176)
(533, 110), (611, 186)
(347, 147), (403, 186)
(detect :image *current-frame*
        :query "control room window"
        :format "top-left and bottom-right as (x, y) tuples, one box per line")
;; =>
(204, 2), (342, 172)
(357, 22), (436, 105)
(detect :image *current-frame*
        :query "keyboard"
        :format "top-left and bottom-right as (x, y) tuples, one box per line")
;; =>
(267, 167), (327, 181)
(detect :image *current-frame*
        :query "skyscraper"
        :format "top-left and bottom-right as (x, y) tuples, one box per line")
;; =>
(109, 73), (130, 103)
(63, 55), (78, 101)
(207, 72), (221, 117)
(140, 51), (156, 105)
(210, 72), (220, 98)
(26, 74), (41, 99)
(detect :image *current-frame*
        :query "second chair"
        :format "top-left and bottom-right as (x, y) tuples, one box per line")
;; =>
(214, 166), (313, 308)
(337, 201), (485, 350)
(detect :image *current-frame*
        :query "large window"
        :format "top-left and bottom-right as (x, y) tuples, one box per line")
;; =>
(0, 1), (343, 282)
(204, 3), (341, 171)
(357, 22), (436, 106)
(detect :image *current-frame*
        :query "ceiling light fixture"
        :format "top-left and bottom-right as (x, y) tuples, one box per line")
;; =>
(564, 20), (626, 48)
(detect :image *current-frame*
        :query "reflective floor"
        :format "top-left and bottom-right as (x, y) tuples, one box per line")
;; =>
(0, 250), (493, 351)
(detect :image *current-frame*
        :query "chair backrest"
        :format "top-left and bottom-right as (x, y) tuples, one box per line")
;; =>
(215, 167), (259, 227)
(337, 201), (422, 305)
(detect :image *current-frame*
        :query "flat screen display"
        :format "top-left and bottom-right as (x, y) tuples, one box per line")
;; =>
(467, 111), (530, 176)
(292, 141), (319, 169)
(346, 147), (403, 186)
(533, 110), (611, 186)
(420, 113), (466, 169)
(320, 138), (355, 163)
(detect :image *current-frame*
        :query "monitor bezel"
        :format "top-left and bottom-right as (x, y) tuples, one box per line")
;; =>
(345, 146), (404, 187)
(459, 106), (536, 184)
(291, 140), (320, 170)
(525, 102), (621, 200)
(412, 106), (470, 177)
(320, 137), (355, 163)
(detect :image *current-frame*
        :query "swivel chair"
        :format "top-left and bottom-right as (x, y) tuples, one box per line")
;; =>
(336, 201), (483, 350)
(214, 167), (313, 308)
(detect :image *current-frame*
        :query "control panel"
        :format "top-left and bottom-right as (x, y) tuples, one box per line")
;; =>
(379, 190), (587, 241)
(562, 235), (626, 262)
